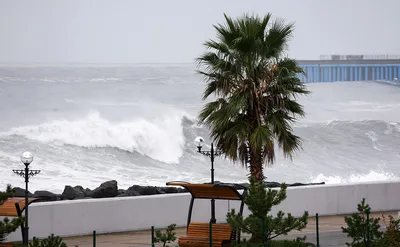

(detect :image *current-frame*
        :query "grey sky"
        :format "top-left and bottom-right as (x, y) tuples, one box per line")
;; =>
(0, 0), (398, 64)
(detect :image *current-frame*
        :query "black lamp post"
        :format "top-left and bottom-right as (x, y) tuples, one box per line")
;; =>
(195, 136), (223, 224)
(12, 151), (41, 246)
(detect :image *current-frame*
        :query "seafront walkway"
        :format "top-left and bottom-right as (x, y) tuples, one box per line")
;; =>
(62, 211), (398, 247)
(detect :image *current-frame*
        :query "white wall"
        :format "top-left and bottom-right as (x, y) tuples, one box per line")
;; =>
(6, 181), (400, 242)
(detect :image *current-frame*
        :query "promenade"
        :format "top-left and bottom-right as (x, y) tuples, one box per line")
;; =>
(62, 211), (397, 247)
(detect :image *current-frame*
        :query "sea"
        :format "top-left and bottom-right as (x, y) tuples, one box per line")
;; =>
(0, 64), (400, 193)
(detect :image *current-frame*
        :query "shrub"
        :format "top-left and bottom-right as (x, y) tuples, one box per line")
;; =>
(227, 177), (308, 244)
(0, 185), (25, 242)
(12, 234), (67, 247)
(154, 224), (177, 247)
(377, 215), (400, 247)
(28, 234), (67, 247)
(341, 198), (383, 246)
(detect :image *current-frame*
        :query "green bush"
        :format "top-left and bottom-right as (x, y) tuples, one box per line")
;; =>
(28, 234), (67, 247)
(0, 185), (25, 242)
(376, 215), (400, 247)
(227, 177), (308, 244)
(341, 198), (400, 247)
(153, 224), (177, 247)
(341, 198), (382, 246)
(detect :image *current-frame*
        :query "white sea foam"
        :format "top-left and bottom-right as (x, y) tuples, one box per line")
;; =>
(310, 170), (399, 184)
(2, 111), (187, 164)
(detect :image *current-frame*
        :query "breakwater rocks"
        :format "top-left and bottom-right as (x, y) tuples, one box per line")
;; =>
(12, 180), (325, 202)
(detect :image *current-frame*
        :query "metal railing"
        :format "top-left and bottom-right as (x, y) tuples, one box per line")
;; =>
(72, 211), (396, 247)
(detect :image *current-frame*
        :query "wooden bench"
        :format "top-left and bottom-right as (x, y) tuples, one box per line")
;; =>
(0, 243), (14, 247)
(178, 222), (233, 247)
(0, 197), (38, 245)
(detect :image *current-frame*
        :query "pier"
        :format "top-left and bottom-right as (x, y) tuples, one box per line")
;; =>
(297, 55), (400, 83)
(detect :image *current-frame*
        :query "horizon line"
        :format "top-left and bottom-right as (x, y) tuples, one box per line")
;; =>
(0, 62), (199, 67)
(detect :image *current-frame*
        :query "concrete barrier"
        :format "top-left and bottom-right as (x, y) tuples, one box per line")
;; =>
(6, 181), (400, 242)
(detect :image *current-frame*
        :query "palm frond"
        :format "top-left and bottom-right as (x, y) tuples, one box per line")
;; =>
(196, 13), (309, 177)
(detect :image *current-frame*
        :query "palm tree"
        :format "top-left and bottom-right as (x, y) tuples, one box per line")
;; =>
(197, 13), (310, 181)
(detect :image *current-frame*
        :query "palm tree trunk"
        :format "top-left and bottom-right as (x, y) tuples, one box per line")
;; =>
(249, 147), (264, 181)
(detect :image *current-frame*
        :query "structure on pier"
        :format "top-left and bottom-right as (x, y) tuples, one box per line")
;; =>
(297, 54), (400, 83)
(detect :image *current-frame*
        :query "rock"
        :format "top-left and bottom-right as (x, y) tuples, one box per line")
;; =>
(290, 182), (307, 187)
(62, 186), (85, 200)
(23, 179), (326, 200)
(160, 186), (180, 194)
(88, 180), (118, 198)
(117, 189), (141, 197)
(178, 188), (188, 193)
(236, 183), (250, 189)
(290, 182), (325, 187)
(12, 187), (33, 197)
(160, 186), (187, 194)
(33, 190), (60, 201)
(84, 188), (92, 196)
(125, 185), (165, 196)
(264, 182), (282, 188)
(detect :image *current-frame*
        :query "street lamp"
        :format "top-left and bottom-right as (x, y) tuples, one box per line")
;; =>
(195, 136), (223, 224)
(12, 151), (41, 246)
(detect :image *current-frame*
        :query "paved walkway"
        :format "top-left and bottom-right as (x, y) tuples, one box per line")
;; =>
(63, 211), (398, 247)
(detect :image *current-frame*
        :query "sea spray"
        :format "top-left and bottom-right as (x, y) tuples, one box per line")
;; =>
(2, 111), (187, 164)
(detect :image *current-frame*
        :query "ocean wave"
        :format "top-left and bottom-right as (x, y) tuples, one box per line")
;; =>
(296, 119), (400, 128)
(375, 80), (400, 86)
(309, 170), (399, 184)
(1, 111), (189, 164)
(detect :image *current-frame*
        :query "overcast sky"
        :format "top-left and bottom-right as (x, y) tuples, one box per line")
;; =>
(0, 0), (398, 64)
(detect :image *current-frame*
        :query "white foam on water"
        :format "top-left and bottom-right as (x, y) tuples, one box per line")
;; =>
(310, 170), (399, 184)
(1, 111), (187, 164)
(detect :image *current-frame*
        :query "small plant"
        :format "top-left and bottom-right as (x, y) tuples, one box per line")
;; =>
(341, 198), (383, 246)
(28, 234), (67, 247)
(227, 177), (308, 244)
(154, 224), (177, 247)
(378, 214), (400, 247)
(0, 185), (25, 243)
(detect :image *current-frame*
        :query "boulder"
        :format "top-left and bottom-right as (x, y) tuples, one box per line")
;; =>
(27, 179), (326, 200)
(235, 183), (250, 189)
(125, 185), (165, 196)
(12, 187), (33, 197)
(62, 186), (85, 200)
(264, 181), (282, 188)
(290, 182), (325, 187)
(117, 189), (141, 197)
(160, 186), (180, 194)
(88, 180), (118, 198)
(84, 188), (92, 196)
(33, 190), (60, 201)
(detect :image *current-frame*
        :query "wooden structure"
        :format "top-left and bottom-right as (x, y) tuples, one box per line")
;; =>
(0, 197), (38, 245)
(166, 181), (248, 247)
(180, 222), (232, 247)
